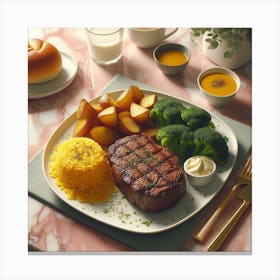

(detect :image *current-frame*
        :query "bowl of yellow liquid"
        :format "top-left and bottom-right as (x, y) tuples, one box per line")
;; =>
(197, 67), (241, 107)
(153, 43), (191, 76)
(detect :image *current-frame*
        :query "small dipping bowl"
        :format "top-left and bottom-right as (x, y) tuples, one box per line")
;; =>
(153, 43), (191, 76)
(184, 155), (216, 187)
(197, 67), (240, 107)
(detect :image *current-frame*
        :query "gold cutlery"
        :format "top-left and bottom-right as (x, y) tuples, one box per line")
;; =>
(194, 154), (252, 243)
(208, 183), (252, 251)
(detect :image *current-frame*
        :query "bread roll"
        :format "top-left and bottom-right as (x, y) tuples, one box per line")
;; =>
(28, 39), (62, 84)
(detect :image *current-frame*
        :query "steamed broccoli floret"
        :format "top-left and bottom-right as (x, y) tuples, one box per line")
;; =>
(193, 127), (229, 165)
(150, 98), (185, 127)
(156, 124), (194, 163)
(181, 107), (211, 130)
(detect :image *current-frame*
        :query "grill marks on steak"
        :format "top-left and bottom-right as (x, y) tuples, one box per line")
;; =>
(107, 135), (186, 212)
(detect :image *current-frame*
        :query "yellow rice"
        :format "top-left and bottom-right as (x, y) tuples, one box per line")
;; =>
(49, 137), (116, 203)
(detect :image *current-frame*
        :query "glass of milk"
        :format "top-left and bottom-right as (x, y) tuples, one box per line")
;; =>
(85, 28), (124, 65)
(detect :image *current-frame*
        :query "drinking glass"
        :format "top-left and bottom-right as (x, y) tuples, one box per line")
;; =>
(85, 27), (124, 65)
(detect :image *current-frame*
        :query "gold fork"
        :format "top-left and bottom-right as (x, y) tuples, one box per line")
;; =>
(194, 154), (252, 243)
(208, 183), (252, 251)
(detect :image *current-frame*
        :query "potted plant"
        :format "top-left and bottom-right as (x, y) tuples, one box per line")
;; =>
(191, 28), (252, 69)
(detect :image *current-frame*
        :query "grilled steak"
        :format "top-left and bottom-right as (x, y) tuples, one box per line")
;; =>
(107, 134), (186, 212)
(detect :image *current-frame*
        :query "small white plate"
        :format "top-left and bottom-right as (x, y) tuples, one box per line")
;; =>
(28, 52), (78, 99)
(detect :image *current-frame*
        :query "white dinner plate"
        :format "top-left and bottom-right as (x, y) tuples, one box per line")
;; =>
(42, 90), (238, 234)
(28, 52), (78, 99)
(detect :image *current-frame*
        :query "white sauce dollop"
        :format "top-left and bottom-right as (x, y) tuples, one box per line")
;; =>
(185, 156), (214, 176)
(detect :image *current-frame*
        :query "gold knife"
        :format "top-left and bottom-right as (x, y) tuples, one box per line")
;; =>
(208, 184), (252, 251)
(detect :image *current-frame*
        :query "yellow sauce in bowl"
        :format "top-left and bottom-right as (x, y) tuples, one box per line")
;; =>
(200, 73), (237, 96)
(158, 50), (188, 66)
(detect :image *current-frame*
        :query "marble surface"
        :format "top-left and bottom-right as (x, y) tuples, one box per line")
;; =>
(28, 28), (252, 252)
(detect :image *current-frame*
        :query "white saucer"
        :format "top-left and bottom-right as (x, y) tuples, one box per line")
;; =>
(28, 52), (78, 99)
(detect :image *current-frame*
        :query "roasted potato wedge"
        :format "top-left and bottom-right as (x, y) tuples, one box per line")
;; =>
(117, 110), (131, 119)
(99, 94), (111, 109)
(76, 98), (98, 119)
(130, 85), (144, 103)
(140, 94), (158, 109)
(98, 106), (118, 127)
(72, 119), (91, 137)
(141, 128), (158, 140)
(90, 117), (103, 128)
(108, 95), (120, 109)
(119, 116), (140, 136)
(91, 103), (104, 114)
(130, 102), (150, 123)
(90, 126), (117, 146)
(116, 89), (134, 110)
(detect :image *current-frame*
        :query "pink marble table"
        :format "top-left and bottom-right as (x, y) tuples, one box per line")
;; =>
(28, 28), (252, 252)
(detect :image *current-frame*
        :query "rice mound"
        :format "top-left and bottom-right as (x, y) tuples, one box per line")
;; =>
(49, 137), (116, 203)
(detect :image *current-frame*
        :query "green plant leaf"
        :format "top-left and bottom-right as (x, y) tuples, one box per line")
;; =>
(191, 28), (252, 44)
(191, 28), (211, 37)
(227, 40), (235, 48)
(209, 40), (218, 49)
(213, 28), (231, 34)
(220, 31), (231, 39)
(224, 51), (233, 58)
